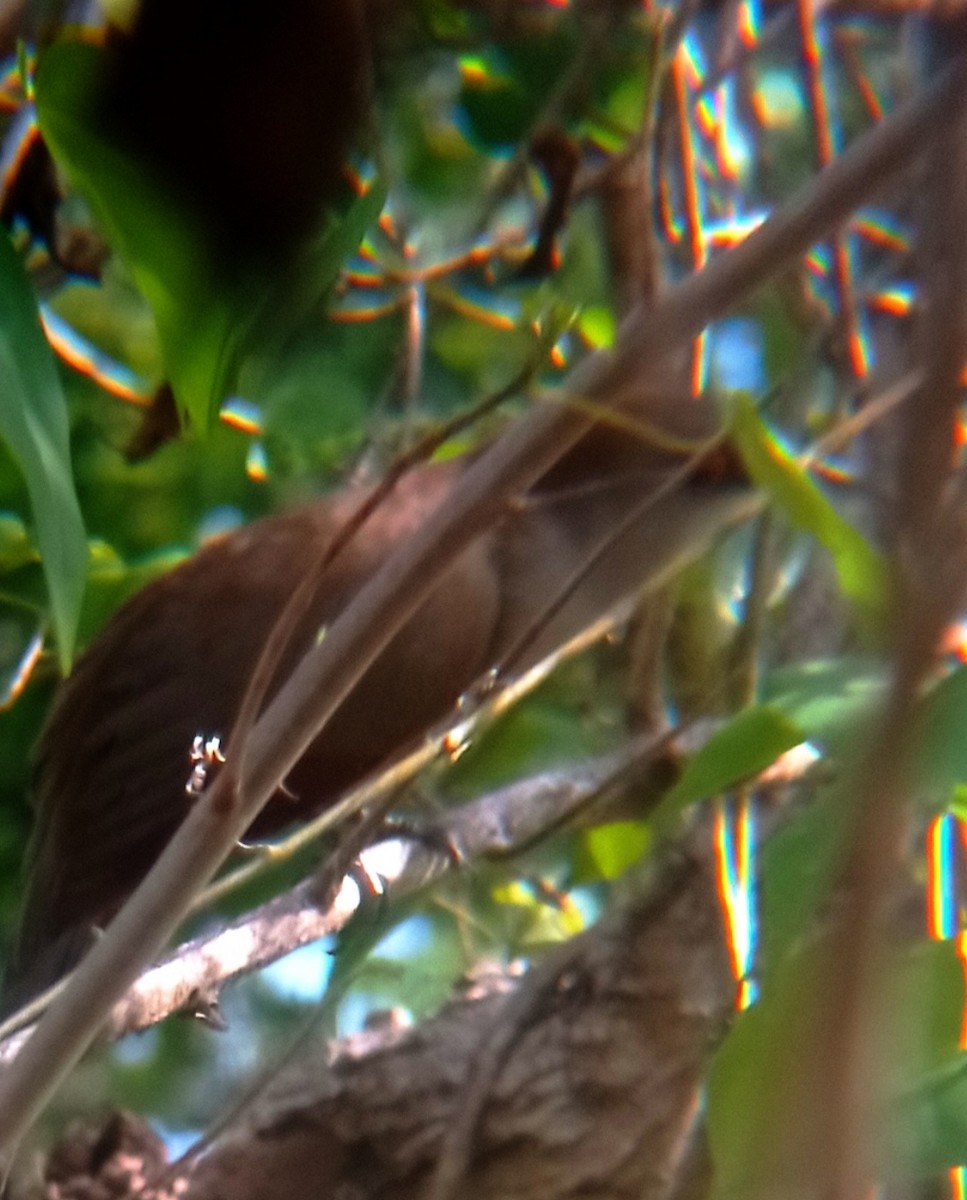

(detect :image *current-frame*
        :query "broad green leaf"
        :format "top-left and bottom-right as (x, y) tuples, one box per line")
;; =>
(730, 395), (888, 620)
(762, 657), (886, 753)
(274, 175), (389, 343)
(708, 939), (828, 1200)
(756, 779), (849, 978)
(708, 938), (965, 1198)
(660, 704), (804, 815)
(913, 665), (967, 800)
(885, 1049), (967, 1177)
(0, 227), (87, 670)
(752, 657), (949, 975)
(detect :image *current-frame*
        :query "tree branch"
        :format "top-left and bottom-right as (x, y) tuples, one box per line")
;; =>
(35, 827), (733, 1200)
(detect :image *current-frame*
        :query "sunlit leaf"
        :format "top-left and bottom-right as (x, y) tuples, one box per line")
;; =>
(491, 879), (584, 944)
(576, 305), (615, 349)
(730, 395), (888, 621)
(581, 821), (650, 881)
(0, 514), (35, 573)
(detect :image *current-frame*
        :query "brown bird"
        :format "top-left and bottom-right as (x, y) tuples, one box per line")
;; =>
(4, 392), (755, 1006)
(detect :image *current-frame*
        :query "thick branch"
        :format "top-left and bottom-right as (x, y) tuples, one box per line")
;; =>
(35, 832), (732, 1200)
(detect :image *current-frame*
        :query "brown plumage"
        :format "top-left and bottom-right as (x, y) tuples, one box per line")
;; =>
(5, 394), (755, 1005)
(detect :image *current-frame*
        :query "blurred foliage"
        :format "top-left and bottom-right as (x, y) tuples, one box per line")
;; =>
(708, 936), (967, 1194)
(0, 0), (966, 1190)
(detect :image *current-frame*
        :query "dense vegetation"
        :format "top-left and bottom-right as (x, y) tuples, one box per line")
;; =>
(0, 3), (966, 1197)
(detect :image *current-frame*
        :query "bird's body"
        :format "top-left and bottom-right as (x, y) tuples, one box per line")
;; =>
(10, 462), (498, 1002)
(6, 397), (754, 1004)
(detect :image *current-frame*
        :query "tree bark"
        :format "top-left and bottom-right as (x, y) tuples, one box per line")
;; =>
(28, 832), (733, 1200)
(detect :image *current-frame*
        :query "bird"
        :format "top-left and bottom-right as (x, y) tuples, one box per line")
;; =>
(3, 389), (755, 1007)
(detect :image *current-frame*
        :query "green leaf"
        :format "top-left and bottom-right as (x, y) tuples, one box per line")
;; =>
(576, 305), (615, 349)
(752, 659), (954, 977)
(446, 657), (621, 797)
(244, 182), (390, 413)
(581, 821), (650, 881)
(491, 879), (584, 944)
(660, 704), (804, 815)
(0, 513), (36, 573)
(762, 657), (886, 753)
(35, 42), (384, 432)
(756, 779), (849, 979)
(730, 395), (888, 620)
(708, 938), (965, 1197)
(0, 227), (87, 670)
(309, 180), (388, 303)
(708, 940), (823, 1199)
(458, 30), (577, 151)
(886, 1049), (967, 1177)
(431, 310), (534, 381)
(913, 665), (967, 801)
